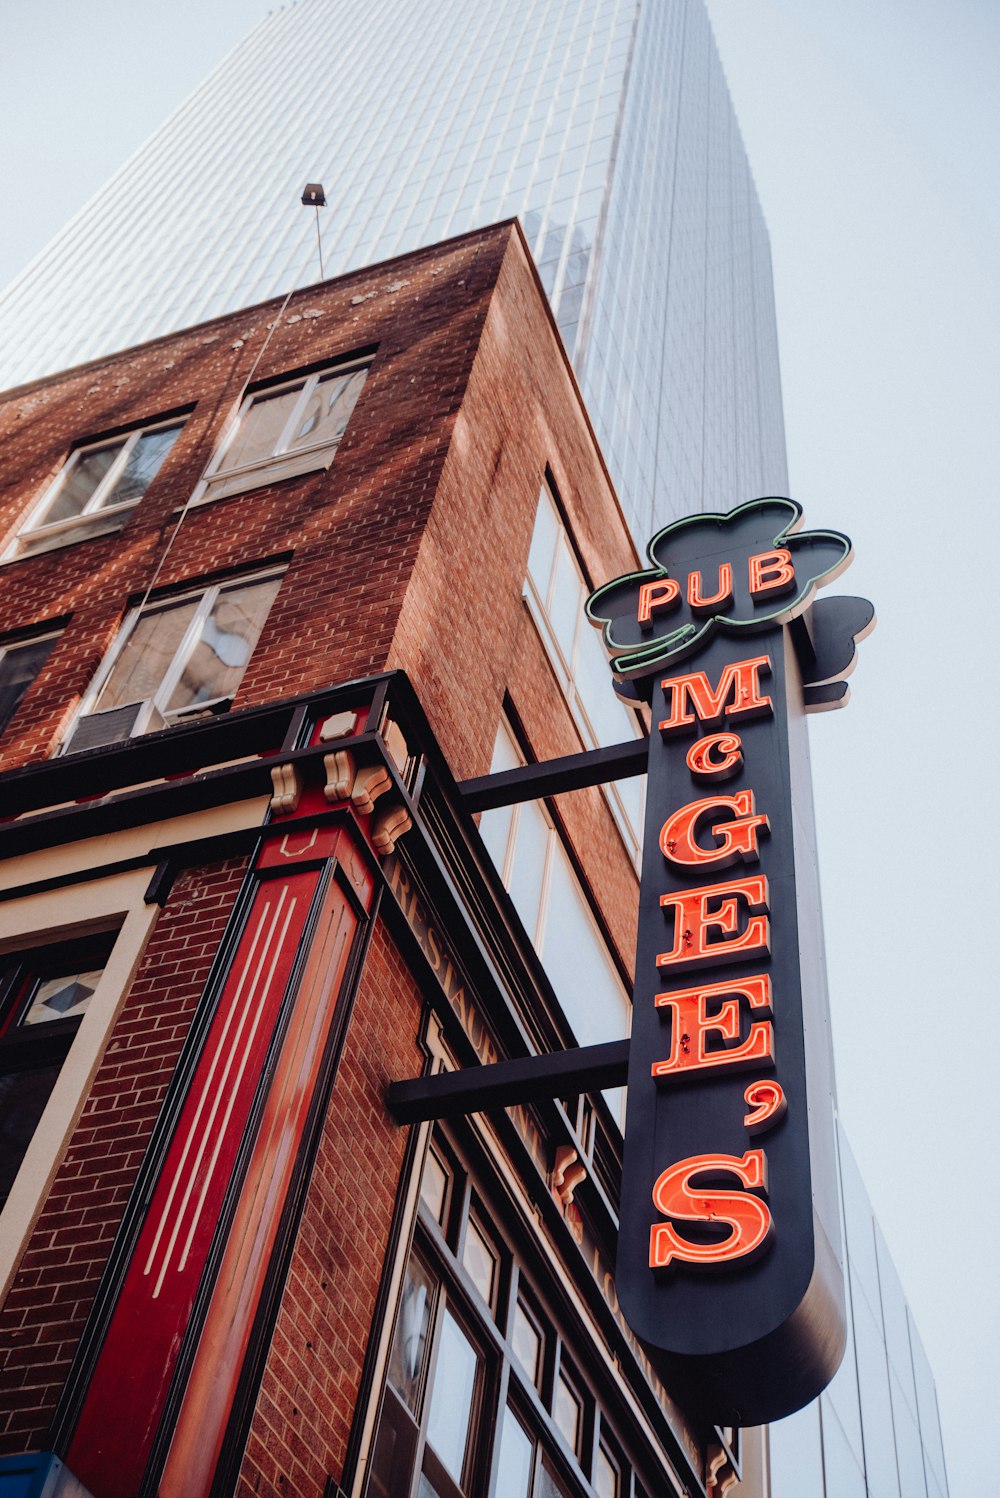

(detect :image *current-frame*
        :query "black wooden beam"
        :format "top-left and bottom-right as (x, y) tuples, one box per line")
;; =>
(386, 1038), (630, 1122)
(458, 738), (648, 812)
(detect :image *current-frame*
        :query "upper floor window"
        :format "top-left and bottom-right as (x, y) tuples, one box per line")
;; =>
(524, 484), (644, 858)
(195, 362), (369, 503)
(62, 570), (283, 753)
(6, 421), (183, 560)
(0, 632), (59, 737)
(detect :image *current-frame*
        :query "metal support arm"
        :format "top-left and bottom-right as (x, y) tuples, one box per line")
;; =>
(386, 1038), (630, 1122)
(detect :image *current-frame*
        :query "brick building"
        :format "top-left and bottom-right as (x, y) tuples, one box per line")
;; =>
(0, 224), (753, 1497)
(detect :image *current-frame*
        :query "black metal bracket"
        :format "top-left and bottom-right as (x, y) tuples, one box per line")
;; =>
(458, 737), (648, 812)
(386, 1038), (630, 1122)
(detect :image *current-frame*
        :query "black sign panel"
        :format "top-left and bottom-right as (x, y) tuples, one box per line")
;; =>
(587, 500), (872, 1424)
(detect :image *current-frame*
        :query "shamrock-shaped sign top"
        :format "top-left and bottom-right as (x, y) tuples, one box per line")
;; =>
(586, 497), (853, 683)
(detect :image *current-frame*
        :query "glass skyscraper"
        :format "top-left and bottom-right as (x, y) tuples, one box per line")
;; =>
(0, 0), (786, 541)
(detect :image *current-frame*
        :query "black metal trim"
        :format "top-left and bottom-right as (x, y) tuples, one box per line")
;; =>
(458, 736), (647, 812)
(386, 1039), (630, 1122)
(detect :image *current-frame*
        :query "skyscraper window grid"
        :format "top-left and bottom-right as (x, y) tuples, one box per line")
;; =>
(0, 0), (786, 541)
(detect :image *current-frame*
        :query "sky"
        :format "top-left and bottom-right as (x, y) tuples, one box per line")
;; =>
(1, 1), (997, 1491)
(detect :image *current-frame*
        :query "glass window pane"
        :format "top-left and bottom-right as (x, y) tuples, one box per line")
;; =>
(537, 1457), (572, 1498)
(21, 969), (102, 1026)
(594, 1444), (620, 1498)
(425, 1310), (481, 1482)
(539, 842), (629, 1049)
(527, 487), (559, 597)
(223, 385), (302, 470)
(767, 1402), (825, 1498)
(554, 1369), (582, 1456)
(547, 537), (583, 668)
(479, 721), (522, 870)
(101, 425), (181, 509)
(511, 1299), (543, 1389)
(387, 1254), (436, 1415)
(44, 444), (121, 524)
(0, 1062), (63, 1203)
(506, 801), (550, 943)
(419, 1147), (450, 1227)
(166, 576), (280, 712)
(288, 367), (368, 450)
(462, 1216), (499, 1309)
(0, 635), (58, 734)
(96, 598), (200, 711)
(495, 1409), (534, 1498)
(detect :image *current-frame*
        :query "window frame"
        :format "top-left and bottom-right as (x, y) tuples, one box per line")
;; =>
(191, 359), (370, 505)
(60, 566), (284, 753)
(5, 418), (184, 561)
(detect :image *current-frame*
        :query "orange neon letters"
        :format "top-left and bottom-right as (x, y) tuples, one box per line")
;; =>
(659, 657), (772, 735)
(637, 577), (680, 624)
(748, 548), (795, 598)
(652, 974), (773, 1079)
(649, 1150), (773, 1269)
(659, 790), (769, 870)
(685, 732), (744, 780)
(687, 563), (734, 612)
(658, 875), (770, 972)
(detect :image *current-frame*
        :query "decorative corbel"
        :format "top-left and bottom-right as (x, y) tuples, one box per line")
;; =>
(269, 762), (303, 814)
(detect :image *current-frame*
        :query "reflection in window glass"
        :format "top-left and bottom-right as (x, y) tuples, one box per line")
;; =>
(506, 799), (549, 943)
(225, 387), (300, 470)
(511, 1298), (543, 1389)
(387, 1255), (435, 1416)
(420, 1148), (450, 1228)
(495, 1409), (534, 1498)
(462, 1216), (499, 1310)
(96, 599), (199, 712)
(819, 1403), (866, 1498)
(425, 1310), (480, 1482)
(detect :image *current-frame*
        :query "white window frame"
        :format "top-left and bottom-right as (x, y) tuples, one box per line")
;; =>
(190, 360), (370, 506)
(60, 568), (283, 753)
(522, 484), (645, 862)
(4, 419), (183, 562)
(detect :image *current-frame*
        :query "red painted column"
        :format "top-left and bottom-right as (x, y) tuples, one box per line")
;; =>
(65, 820), (375, 1497)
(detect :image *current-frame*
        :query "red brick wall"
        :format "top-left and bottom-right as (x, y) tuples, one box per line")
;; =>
(0, 858), (247, 1454)
(234, 921), (423, 1498)
(0, 229), (507, 766)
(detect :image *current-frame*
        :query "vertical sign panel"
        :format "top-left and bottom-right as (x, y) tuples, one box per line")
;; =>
(587, 500), (869, 1423)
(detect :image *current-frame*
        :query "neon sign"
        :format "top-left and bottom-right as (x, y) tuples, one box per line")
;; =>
(587, 498), (874, 1423)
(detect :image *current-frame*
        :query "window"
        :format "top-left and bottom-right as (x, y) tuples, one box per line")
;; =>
(524, 484), (644, 858)
(367, 1134), (655, 1498)
(0, 632), (59, 736)
(480, 721), (630, 1125)
(63, 570), (283, 752)
(7, 422), (183, 560)
(0, 931), (114, 1207)
(196, 362), (369, 503)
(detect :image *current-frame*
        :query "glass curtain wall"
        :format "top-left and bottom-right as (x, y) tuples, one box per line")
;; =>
(0, 0), (787, 538)
(767, 1124), (949, 1498)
